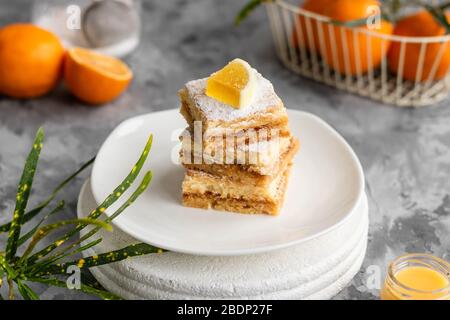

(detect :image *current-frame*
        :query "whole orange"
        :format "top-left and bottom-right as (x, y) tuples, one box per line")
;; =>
(388, 11), (450, 82)
(293, 0), (393, 75)
(64, 47), (132, 105)
(0, 24), (64, 98)
(292, 0), (332, 52)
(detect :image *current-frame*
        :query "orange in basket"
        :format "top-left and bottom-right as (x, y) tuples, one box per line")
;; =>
(0, 24), (64, 98)
(64, 47), (133, 105)
(293, 0), (393, 75)
(388, 11), (450, 82)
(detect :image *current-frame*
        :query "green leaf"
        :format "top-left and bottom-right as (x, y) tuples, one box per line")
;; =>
(437, 1), (450, 11)
(382, 0), (401, 21)
(30, 238), (103, 275)
(57, 172), (152, 257)
(17, 200), (65, 247)
(7, 279), (14, 300)
(38, 242), (164, 276)
(0, 255), (12, 276)
(20, 218), (112, 263)
(0, 255), (18, 283)
(423, 4), (450, 34)
(72, 238), (103, 255)
(26, 277), (122, 300)
(86, 135), (153, 223)
(79, 268), (103, 290)
(5, 128), (44, 261)
(28, 171), (153, 275)
(330, 12), (392, 27)
(104, 171), (153, 223)
(17, 281), (39, 300)
(0, 157), (95, 233)
(235, 0), (268, 26)
(26, 134), (153, 264)
(391, 0), (401, 13)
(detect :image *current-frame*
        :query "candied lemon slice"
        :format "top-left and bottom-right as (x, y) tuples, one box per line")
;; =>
(206, 58), (257, 109)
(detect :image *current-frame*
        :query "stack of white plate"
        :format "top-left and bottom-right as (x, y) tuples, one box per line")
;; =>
(79, 109), (367, 299)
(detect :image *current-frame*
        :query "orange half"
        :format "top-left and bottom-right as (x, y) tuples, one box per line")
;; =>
(64, 47), (133, 105)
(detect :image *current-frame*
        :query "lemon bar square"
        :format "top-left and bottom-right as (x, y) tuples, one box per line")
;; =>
(182, 164), (292, 216)
(178, 74), (289, 135)
(180, 135), (299, 180)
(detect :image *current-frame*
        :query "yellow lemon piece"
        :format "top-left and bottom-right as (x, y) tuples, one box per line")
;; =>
(206, 58), (257, 109)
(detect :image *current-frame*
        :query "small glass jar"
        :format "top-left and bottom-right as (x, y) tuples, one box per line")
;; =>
(31, 0), (141, 58)
(381, 253), (450, 300)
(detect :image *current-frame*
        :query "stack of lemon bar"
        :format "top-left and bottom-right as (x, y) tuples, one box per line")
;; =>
(178, 59), (299, 215)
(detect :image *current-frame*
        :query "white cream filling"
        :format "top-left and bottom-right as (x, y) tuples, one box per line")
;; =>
(183, 169), (284, 201)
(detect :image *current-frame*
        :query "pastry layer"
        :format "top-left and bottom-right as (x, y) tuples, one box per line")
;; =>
(179, 106), (291, 166)
(182, 164), (292, 216)
(182, 166), (284, 202)
(182, 137), (299, 183)
(178, 78), (289, 134)
(180, 129), (293, 168)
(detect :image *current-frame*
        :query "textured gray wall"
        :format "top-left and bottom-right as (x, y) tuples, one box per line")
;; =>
(0, 0), (449, 300)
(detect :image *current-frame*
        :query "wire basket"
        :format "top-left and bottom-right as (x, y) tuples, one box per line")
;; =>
(265, 0), (450, 107)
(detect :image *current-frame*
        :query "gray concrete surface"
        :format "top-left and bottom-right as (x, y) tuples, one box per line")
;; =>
(0, 0), (449, 300)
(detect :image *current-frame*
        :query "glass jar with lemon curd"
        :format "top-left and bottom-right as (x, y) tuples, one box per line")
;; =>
(381, 253), (450, 300)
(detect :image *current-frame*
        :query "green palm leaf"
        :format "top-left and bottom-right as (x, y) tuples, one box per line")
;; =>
(39, 242), (164, 275)
(17, 280), (39, 300)
(0, 157), (94, 233)
(26, 277), (121, 300)
(30, 239), (103, 276)
(17, 200), (65, 247)
(424, 3), (450, 34)
(20, 218), (112, 263)
(28, 171), (153, 275)
(235, 0), (268, 25)
(1, 128), (158, 300)
(26, 134), (153, 264)
(5, 128), (44, 261)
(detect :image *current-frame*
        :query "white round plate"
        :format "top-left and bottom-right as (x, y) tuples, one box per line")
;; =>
(91, 109), (364, 256)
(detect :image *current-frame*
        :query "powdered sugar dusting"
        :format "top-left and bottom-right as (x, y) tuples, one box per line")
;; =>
(184, 72), (282, 121)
